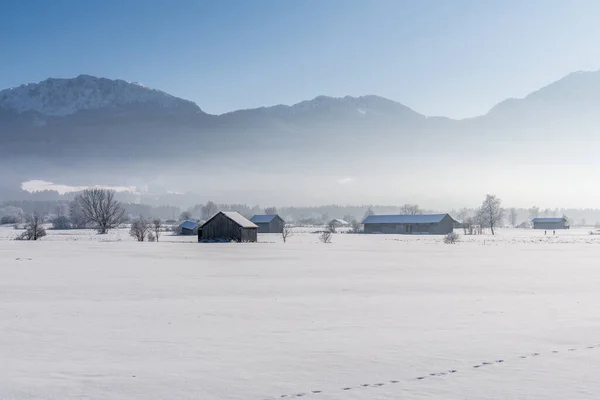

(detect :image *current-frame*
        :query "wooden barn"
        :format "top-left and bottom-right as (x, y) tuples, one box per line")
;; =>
(250, 214), (285, 233)
(362, 214), (455, 235)
(199, 211), (258, 242)
(179, 220), (200, 235)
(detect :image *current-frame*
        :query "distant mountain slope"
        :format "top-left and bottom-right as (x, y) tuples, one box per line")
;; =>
(0, 74), (202, 117)
(1, 71), (600, 186)
(487, 70), (600, 121)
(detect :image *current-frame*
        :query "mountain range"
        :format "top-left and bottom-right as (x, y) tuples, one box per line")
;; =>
(1, 71), (600, 202)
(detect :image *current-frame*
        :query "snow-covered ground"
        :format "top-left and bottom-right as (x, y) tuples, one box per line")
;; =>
(1, 227), (600, 399)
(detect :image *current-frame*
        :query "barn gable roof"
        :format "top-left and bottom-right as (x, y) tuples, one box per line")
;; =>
(179, 220), (200, 230)
(532, 217), (566, 223)
(362, 214), (451, 224)
(202, 211), (258, 228)
(250, 214), (281, 224)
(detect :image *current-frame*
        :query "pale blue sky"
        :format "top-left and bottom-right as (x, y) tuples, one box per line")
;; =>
(2, 0), (600, 118)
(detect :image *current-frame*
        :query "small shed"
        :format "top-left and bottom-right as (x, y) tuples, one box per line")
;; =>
(362, 214), (455, 235)
(532, 217), (569, 230)
(199, 211), (258, 242)
(179, 220), (200, 235)
(250, 214), (285, 233)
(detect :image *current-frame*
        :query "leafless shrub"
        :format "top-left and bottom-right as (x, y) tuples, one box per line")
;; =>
(51, 215), (71, 230)
(16, 212), (46, 241)
(147, 232), (156, 242)
(129, 217), (150, 242)
(151, 218), (162, 242)
(319, 230), (332, 243)
(1, 215), (20, 225)
(444, 232), (460, 244)
(282, 223), (293, 243)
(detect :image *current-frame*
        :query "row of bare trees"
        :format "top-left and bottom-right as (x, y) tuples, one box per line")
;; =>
(15, 189), (127, 240)
(129, 217), (163, 242)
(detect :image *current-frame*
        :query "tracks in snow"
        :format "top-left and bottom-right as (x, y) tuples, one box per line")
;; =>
(263, 343), (600, 399)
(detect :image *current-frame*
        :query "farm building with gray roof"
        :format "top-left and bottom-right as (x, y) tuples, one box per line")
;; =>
(362, 214), (455, 235)
(250, 214), (285, 233)
(532, 217), (569, 230)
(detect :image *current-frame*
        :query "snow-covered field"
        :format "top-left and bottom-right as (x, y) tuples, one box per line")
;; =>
(2, 226), (600, 399)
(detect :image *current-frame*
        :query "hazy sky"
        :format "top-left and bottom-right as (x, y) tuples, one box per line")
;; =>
(2, 0), (600, 118)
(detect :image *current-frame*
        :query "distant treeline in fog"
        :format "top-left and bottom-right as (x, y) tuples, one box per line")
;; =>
(2, 194), (600, 227)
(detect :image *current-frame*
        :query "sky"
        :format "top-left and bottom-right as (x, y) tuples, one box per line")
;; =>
(2, 0), (600, 118)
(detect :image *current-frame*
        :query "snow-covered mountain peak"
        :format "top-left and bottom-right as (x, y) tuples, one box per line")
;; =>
(0, 75), (201, 116)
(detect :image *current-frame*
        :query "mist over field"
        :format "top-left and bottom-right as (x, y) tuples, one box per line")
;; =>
(3, 70), (600, 209)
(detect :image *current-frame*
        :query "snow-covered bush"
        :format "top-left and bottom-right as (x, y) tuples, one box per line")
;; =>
(1, 215), (20, 225)
(15, 213), (46, 241)
(444, 232), (460, 244)
(319, 231), (332, 243)
(129, 217), (150, 242)
(51, 216), (72, 230)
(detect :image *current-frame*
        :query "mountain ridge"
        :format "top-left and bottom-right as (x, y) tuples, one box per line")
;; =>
(0, 74), (203, 117)
(3, 70), (600, 120)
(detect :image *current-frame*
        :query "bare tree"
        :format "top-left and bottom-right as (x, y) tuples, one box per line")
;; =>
(129, 217), (150, 242)
(400, 204), (422, 215)
(478, 194), (504, 235)
(73, 189), (126, 234)
(69, 200), (88, 229)
(457, 208), (470, 222)
(264, 206), (277, 215)
(179, 211), (192, 221)
(152, 218), (162, 242)
(462, 217), (476, 235)
(55, 204), (68, 219)
(528, 206), (540, 220)
(362, 206), (375, 221)
(281, 222), (293, 243)
(474, 208), (485, 235)
(202, 201), (220, 221)
(509, 208), (518, 228)
(350, 219), (362, 233)
(17, 212), (46, 240)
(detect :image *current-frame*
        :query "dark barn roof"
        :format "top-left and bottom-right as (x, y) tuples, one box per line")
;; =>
(532, 217), (566, 223)
(179, 220), (200, 230)
(250, 214), (280, 224)
(362, 214), (452, 224)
